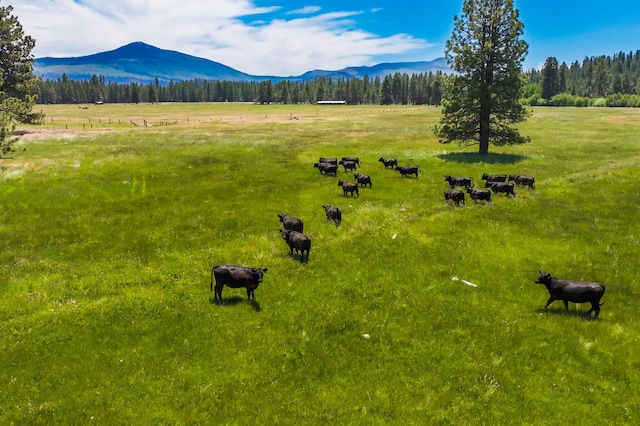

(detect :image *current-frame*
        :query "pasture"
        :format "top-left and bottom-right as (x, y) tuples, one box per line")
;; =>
(1, 103), (639, 424)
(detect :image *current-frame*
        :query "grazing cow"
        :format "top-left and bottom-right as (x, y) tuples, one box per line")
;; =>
(341, 157), (360, 167)
(338, 160), (358, 172)
(535, 271), (605, 318)
(444, 175), (474, 189)
(508, 174), (535, 189)
(278, 213), (304, 232)
(482, 173), (507, 182)
(210, 264), (268, 301)
(319, 157), (338, 165)
(337, 180), (359, 197)
(314, 162), (338, 177)
(353, 173), (372, 187)
(466, 187), (492, 204)
(395, 165), (419, 177)
(378, 157), (398, 169)
(444, 189), (465, 206)
(488, 182), (516, 197)
(322, 204), (342, 227)
(280, 229), (311, 261)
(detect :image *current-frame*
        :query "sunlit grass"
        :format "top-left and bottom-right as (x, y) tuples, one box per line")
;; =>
(1, 105), (639, 423)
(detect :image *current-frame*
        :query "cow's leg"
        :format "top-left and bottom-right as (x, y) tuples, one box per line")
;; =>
(215, 285), (223, 301)
(563, 300), (569, 311)
(545, 297), (556, 309)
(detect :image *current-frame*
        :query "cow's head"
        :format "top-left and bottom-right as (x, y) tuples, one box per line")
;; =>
(278, 213), (286, 222)
(280, 229), (291, 240)
(337, 180), (344, 186)
(252, 268), (268, 283)
(535, 271), (552, 284)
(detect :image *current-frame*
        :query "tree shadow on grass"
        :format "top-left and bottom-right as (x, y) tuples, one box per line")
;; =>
(438, 152), (528, 164)
(535, 307), (599, 321)
(210, 296), (261, 312)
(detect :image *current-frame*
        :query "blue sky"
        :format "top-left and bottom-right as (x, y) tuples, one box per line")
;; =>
(14, 0), (640, 76)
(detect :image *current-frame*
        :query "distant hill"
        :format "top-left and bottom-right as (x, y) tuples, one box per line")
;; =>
(34, 42), (450, 85)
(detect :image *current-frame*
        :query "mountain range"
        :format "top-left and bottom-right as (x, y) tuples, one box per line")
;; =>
(33, 42), (451, 85)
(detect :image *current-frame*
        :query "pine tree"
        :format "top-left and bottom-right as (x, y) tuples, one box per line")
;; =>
(434, 0), (530, 155)
(541, 57), (559, 99)
(0, 4), (44, 158)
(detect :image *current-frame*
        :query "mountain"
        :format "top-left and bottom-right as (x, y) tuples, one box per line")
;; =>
(33, 42), (450, 85)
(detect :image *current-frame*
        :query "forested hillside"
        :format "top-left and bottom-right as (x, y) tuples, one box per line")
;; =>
(35, 50), (640, 106)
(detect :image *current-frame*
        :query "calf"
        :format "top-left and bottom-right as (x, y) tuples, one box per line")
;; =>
(444, 189), (465, 206)
(210, 264), (268, 301)
(278, 213), (304, 232)
(395, 165), (419, 177)
(466, 187), (492, 204)
(488, 182), (516, 197)
(482, 173), (507, 182)
(337, 180), (359, 197)
(444, 175), (474, 189)
(280, 229), (311, 261)
(322, 204), (342, 227)
(535, 271), (605, 318)
(378, 157), (398, 169)
(508, 174), (535, 189)
(353, 173), (372, 187)
(339, 160), (358, 172)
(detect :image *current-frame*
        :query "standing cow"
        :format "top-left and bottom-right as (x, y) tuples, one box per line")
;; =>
(466, 187), (492, 204)
(508, 174), (535, 189)
(322, 204), (342, 227)
(280, 229), (311, 261)
(395, 165), (419, 177)
(338, 180), (359, 197)
(211, 264), (268, 301)
(278, 213), (304, 232)
(444, 175), (474, 189)
(535, 271), (605, 318)
(353, 173), (372, 187)
(378, 157), (398, 169)
(488, 182), (516, 197)
(444, 189), (465, 206)
(482, 173), (507, 183)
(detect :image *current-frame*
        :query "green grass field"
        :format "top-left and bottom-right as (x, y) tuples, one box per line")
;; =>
(2, 104), (639, 424)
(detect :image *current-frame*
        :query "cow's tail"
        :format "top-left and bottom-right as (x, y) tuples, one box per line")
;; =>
(210, 264), (220, 292)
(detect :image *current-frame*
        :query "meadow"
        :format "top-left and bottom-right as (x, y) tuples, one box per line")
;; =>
(1, 103), (639, 424)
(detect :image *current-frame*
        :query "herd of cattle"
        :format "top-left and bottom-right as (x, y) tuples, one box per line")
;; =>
(209, 154), (606, 319)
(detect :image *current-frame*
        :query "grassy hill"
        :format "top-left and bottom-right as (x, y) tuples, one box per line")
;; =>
(1, 104), (639, 423)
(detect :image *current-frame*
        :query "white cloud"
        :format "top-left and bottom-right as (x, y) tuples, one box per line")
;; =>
(14, 0), (432, 76)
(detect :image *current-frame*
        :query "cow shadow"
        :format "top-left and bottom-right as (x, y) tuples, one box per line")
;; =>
(438, 152), (528, 164)
(210, 296), (261, 312)
(535, 307), (599, 321)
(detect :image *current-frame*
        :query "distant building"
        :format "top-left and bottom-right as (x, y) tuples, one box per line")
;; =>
(316, 100), (346, 105)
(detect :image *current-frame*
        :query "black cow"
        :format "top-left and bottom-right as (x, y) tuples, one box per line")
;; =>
(210, 264), (268, 301)
(353, 173), (372, 187)
(481, 173), (507, 182)
(338, 180), (359, 197)
(322, 204), (342, 227)
(444, 189), (465, 206)
(395, 165), (419, 177)
(341, 157), (360, 167)
(444, 175), (474, 189)
(508, 174), (535, 189)
(535, 271), (605, 318)
(339, 160), (358, 172)
(466, 187), (492, 204)
(278, 213), (304, 232)
(488, 182), (516, 197)
(378, 157), (398, 169)
(314, 162), (338, 177)
(280, 229), (311, 261)
(319, 157), (338, 165)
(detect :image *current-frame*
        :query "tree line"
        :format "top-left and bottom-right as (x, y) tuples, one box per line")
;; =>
(524, 50), (640, 106)
(36, 72), (447, 106)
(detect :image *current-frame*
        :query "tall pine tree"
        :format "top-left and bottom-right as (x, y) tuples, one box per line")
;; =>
(434, 0), (530, 155)
(0, 4), (43, 158)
